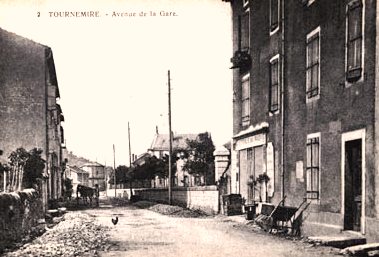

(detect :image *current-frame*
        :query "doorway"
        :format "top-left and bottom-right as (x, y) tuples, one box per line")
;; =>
(344, 139), (362, 231)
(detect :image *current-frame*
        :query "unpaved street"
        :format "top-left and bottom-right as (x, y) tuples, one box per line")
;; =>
(89, 204), (341, 257)
(2, 202), (343, 257)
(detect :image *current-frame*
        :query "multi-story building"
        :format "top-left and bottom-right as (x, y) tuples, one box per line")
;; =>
(223, 0), (379, 241)
(81, 162), (106, 191)
(148, 132), (206, 187)
(0, 28), (65, 209)
(65, 165), (89, 192)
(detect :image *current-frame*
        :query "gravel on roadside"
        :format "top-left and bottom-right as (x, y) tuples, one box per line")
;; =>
(2, 212), (110, 257)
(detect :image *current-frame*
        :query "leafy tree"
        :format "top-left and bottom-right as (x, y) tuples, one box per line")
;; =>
(109, 165), (129, 184)
(8, 148), (29, 191)
(0, 150), (10, 192)
(23, 148), (45, 189)
(182, 132), (215, 185)
(64, 177), (73, 199)
(133, 156), (161, 180)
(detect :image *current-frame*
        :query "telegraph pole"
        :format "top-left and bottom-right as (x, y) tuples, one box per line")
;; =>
(128, 122), (132, 167)
(113, 144), (116, 198)
(168, 70), (173, 205)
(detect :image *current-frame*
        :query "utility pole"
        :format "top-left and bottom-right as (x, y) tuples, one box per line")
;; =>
(104, 161), (107, 197)
(168, 70), (173, 205)
(113, 144), (116, 198)
(128, 121), (133, 197)
(128, 122), (132, 167)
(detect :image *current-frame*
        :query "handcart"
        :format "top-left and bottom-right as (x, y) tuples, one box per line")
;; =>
(255, 196), (311, 234)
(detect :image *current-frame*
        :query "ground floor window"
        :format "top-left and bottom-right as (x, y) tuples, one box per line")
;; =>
(306, 134), (320, 200)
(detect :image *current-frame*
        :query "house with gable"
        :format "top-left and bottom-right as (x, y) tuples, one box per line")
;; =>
(148, 131), (206, 188)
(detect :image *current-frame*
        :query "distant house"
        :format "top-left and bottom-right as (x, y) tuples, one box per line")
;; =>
(148, 132), (204, 187)
(0, 27), (65, 210)
(65, 165), (89, 193)
(130, 152), (153, 188)
(132, 152), (151, 167)
(81, 162), (106, 191)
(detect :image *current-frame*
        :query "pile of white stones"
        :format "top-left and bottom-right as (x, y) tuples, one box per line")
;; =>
(4, 212), (109, 257)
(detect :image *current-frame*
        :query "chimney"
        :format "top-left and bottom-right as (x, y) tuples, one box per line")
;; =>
(156, 126), (159, 134)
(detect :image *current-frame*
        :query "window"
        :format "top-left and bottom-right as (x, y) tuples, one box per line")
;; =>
(239, 9), (250, 51)
(306, 27), (320, 100)
(241, 74), (250, 127)
(270, 0), (279, 33)
(346, 0), (363, 82)
(306, 135), (320, 200)
(269, 56), (280, 112)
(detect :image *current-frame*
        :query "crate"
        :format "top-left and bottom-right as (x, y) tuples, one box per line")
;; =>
(222, 194), (242, 216)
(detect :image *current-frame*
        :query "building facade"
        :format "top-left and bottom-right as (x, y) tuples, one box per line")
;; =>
(0, 28), (65, 210)
(65, 165), (89, 193)
(223, 0), (379, 241)
(81, 162), (106, 191)
(148, 132), (205, 187)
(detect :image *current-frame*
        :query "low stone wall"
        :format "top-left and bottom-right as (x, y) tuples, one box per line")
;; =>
(0, 189), (43, 250)
(134, 186), (219, 214)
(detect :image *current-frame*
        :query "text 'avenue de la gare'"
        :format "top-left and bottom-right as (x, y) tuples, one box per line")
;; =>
(47, 11), (178, 18)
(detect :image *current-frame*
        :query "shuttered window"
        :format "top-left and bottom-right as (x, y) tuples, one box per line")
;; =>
(306, 28), (320, 99)
(346, 0), (363, 82)
(306, 136), (320, 200)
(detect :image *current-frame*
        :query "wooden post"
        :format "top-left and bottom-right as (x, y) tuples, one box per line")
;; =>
(113, 144), (116, 197)
(168, 70), (173, 205)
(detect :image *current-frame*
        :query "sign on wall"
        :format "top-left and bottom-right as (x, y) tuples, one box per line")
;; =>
(235, 133), (266, 150)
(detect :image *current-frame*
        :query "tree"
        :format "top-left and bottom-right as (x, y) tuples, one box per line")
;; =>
(23, 148), (45, 189)
(108, 165), (129, 185)
(8, 148), (29, 191)
(155, 153), (177, 179)
(182, 132), (215, 185)
(0, 149), (10, 192)
(64, 177), (73, 200)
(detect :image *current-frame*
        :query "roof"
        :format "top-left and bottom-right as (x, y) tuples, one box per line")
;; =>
(66, 165), (88, 174)
(80, 162), (104, 168)
(132, 152), (151, 166)
(149, 133), (199, 151)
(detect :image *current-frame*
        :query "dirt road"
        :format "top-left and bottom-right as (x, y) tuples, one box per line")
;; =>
(88, 204), (341, 257)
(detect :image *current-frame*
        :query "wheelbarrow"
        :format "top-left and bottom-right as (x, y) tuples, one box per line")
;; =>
(255, 196), (310, 234)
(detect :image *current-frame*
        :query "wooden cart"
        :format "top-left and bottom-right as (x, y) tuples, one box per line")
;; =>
(255, 196), (310, 234)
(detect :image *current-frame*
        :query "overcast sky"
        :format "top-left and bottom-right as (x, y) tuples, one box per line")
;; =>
(0, 0), (233, 166)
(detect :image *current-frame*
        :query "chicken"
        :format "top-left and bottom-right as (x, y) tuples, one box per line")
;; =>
(111, 216), (118, 225)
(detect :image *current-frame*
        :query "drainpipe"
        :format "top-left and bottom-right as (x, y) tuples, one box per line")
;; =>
(280, 0), (286, 206)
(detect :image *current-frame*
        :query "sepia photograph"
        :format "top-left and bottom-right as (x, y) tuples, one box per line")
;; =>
(0, 0), (378, 256)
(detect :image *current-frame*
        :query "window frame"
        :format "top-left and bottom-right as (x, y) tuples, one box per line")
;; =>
(241, 73), (250, 127)
(238, 8), (250, 52)
(345, 0), (364, 85)
(269, 0), (280, 35)
(306, 133), (321, 201)
(306, 26), (321, 103)
(269, 54), (280, 114)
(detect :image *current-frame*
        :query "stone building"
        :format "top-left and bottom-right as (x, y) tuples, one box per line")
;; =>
(222, 0), (379, 241)
(65, 165), (89, 192)
(81, 162), (106, 191)
(148, 132), (206, 187)
(0, 27), (65, 210)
